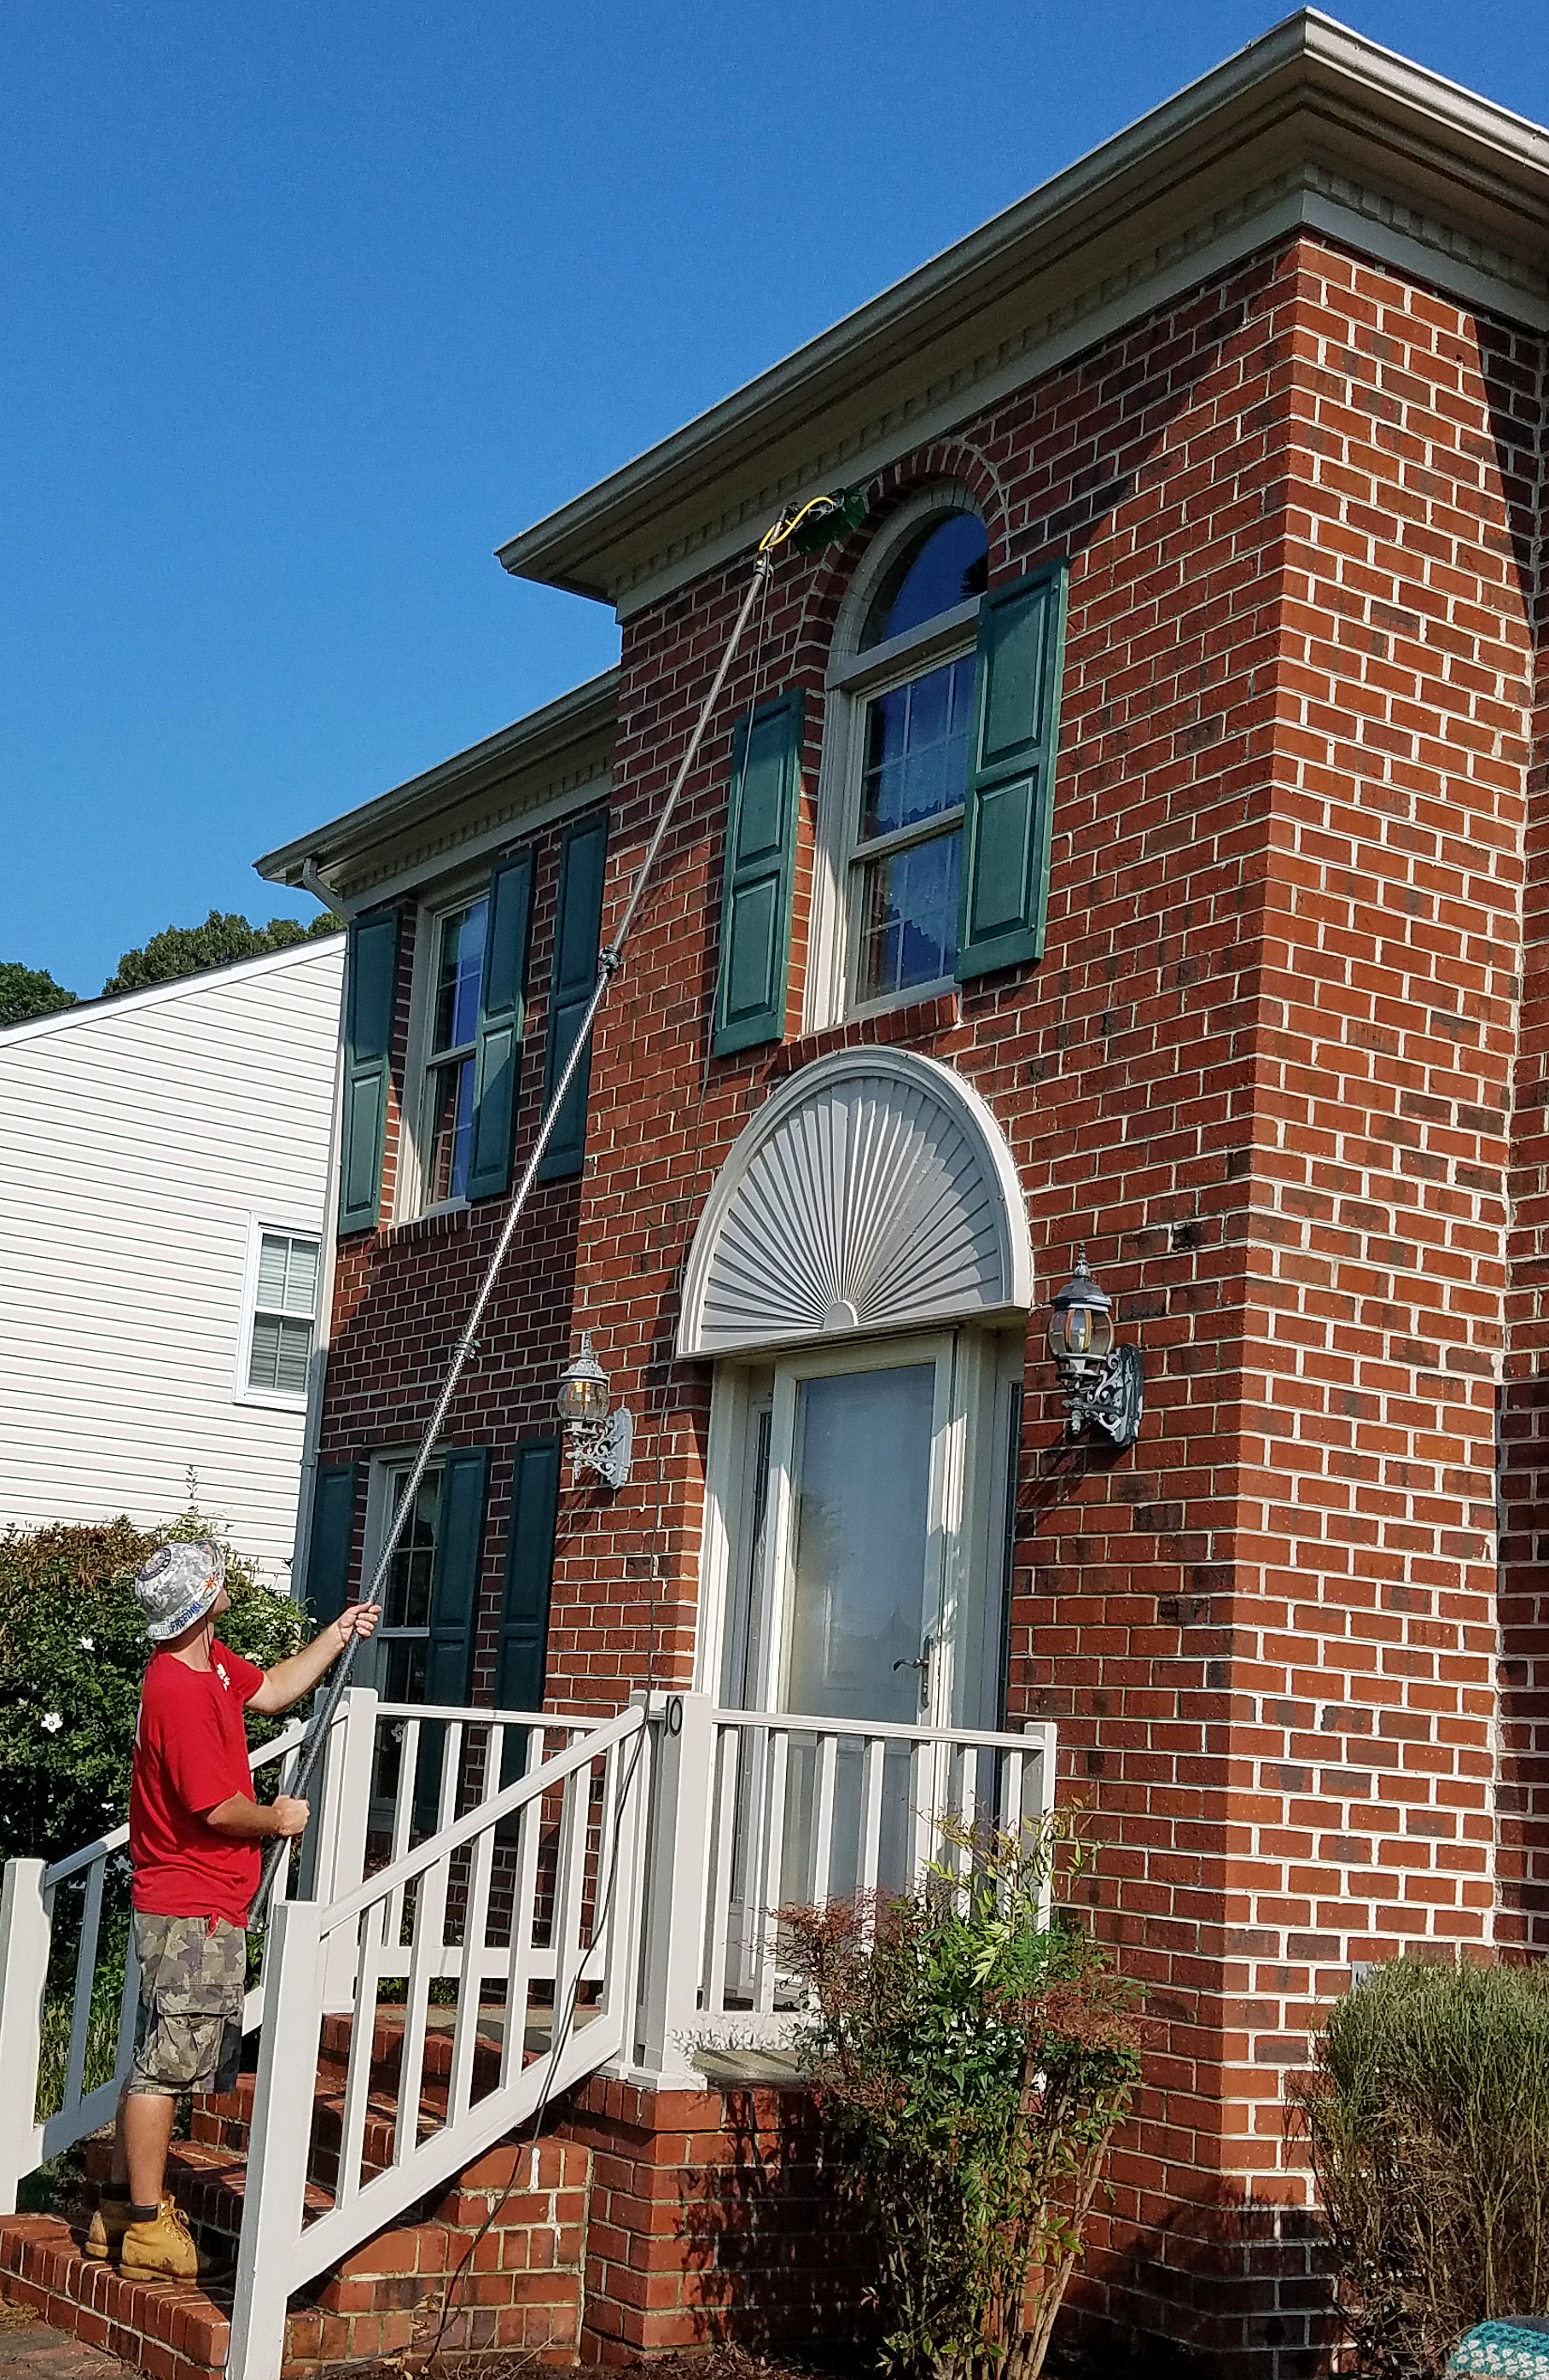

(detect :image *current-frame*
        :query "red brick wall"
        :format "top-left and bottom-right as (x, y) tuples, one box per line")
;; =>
(317, 229), (1546, 2373)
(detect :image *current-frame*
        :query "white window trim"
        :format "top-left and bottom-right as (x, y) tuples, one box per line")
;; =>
(394, 870), (493, 1224)
(232, 1214), (324, 1411)
(361, 1446), (442, 1697)
(696, 1326), (1016, 1731)
(807, 485), (984, 1033)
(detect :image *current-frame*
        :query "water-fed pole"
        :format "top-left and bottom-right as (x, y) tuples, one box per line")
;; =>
(253, 492), (856, 1916)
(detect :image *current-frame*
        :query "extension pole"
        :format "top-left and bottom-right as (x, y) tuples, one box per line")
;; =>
(253, 539), (778, 1920)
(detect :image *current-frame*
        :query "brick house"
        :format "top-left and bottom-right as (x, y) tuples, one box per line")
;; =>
(253, 11), (1545, 2374)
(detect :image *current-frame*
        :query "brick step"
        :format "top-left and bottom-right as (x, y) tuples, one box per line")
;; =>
(2, 2133), (589, 2374)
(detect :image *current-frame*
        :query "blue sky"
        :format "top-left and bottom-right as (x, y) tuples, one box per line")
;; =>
(3, 2), (1544, 996)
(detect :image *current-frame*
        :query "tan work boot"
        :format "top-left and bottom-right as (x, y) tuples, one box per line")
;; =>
(83, 2196), (133, 2262)
(119, 2197), (230, 2286)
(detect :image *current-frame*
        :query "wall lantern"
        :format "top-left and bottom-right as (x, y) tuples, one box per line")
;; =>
(557, 1332), (633, 1489)
(1046, 1250), (1143, 1449)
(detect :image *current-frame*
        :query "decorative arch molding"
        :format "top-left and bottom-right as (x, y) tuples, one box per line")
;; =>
(677, 1049), (1033, 1359)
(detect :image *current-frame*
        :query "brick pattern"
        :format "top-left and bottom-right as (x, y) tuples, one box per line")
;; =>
(307, 227), (1547, 2375)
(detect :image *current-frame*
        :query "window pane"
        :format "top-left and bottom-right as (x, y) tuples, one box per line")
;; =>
(257, 1232), (320, 1318)
(432, 899), (488, 1055)
(784, 1366), (935, 1722)
(384, 1468), (441, 1631)
(856, 827), (962, 1001)
(426, 1053), (477, 1204)
(247, 1314), (312, 1394)
(860, 655), (973, 840)
(860, 513), (987, 649)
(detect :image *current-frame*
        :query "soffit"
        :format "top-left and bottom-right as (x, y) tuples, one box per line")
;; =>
(497, 12), (1549, 617)
(254, 672), (618, 907)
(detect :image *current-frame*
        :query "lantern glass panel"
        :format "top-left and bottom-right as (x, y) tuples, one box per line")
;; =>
(559, 1372), (609, 1427)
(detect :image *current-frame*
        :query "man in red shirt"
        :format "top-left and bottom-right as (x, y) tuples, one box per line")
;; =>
(84, 1538), (378, 2284)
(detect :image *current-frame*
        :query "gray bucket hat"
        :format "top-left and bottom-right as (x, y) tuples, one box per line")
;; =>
(134, 1539), (226, 1643)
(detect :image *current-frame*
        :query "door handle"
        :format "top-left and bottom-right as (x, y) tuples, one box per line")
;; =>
(893, 1638), (935, 1713)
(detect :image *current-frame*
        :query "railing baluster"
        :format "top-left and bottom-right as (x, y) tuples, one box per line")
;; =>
(909, 1739), (933, 1887)
(859, 1737), (885, 1908)
(812, 1731), (839, 1906)
(754, 1731), (789, 2017)
(387, 1719), (420, 1953)
(447, 1822), (495, 2125)
(335, 1905), (384, 2209)
(550, 1764), (589, 2056)
(63, 1859), (105, 2115)
(499, 1797), (541, 2090)
(393, 1848), (448, 2168)
(486, 1724), (505, 1807)
(705, 1725), (739, 2019)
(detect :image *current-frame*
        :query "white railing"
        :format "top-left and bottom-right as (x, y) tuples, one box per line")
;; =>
(0, 1716), (311, 2209)
(629, 1694), (1059, 2074)
(227, 1698), (648, 2380)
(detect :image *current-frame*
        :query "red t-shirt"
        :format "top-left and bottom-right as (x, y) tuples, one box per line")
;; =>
(129, 1640), (267, 1928)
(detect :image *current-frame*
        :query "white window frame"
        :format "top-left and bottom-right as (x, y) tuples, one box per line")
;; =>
(395, 871), (493, 1222)
(696, 1326), (1018, 1731)
(806, 485), (985, 1033)
(232, 1215), (324, 1411)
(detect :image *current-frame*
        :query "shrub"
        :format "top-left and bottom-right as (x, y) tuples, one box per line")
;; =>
(1291, 1957), (1549, 2379)
(0, 1497), (307, 1868)
(780, 1817), (1143, 2380)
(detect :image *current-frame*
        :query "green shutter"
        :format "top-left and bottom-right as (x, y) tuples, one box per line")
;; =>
(304, 1464), (358, 1628)
(494, 1436), (562, 1794)
(956, 565), (1068, 981)
(338, 911), (400, 1233)
(537, 813), (609, 1183)
(466, 850), (534, 1202)
(416, 1447), (491, 1827)
(713, 690), (803, 1056)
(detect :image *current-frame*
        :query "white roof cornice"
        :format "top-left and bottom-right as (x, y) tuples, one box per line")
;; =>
(496, 10), (1549, 617)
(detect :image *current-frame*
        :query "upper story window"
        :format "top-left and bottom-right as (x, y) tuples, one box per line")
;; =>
(809, 496), (990, 1026)
(422, 895), (489, 1207)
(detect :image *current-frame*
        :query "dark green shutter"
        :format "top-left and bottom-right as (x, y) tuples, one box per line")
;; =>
(712, 690), (803, 1056)
(416, 1447), (491, 1827)
(339, 911), (400, 1233)
(305, 1464), (358, 1628)
(466, 851), (534, 1202)
(956, 566), (1068, 981)
(494, 1436), (562, 1795)
(537, 814), (609, 1183)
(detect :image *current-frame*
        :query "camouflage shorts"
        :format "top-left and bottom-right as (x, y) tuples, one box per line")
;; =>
(127, 1913), (247, 2098)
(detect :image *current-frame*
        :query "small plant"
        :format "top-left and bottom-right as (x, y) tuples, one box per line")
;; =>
(1290, 1957), (1549, 2380)
(780, 1813), (1143, 2380)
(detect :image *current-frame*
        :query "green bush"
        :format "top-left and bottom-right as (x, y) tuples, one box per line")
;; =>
(1292, 1957), (1549, 2379)
(780, 1817), (1144, 2380)
(0, 1499), (307, 1868)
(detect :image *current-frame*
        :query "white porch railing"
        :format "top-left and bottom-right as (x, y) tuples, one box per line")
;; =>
(226, 1697), (648, 2380)
(0, 1684), (1059, 2380)
(630, 1696), (1059, 2074)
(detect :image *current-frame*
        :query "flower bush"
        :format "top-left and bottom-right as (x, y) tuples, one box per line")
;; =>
(780, 1815), (1144, 2380)
(0, 1498), (306, 1868)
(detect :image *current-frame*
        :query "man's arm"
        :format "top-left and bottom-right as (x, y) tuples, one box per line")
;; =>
(245, 1603), (381, 1717)
(204, 1791), (311, 1839)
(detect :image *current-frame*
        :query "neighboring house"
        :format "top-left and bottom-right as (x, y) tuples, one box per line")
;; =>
(0, 938), (345, 1573)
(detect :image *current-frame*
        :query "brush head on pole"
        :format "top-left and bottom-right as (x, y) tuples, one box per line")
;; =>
(788, 486), (869, 554)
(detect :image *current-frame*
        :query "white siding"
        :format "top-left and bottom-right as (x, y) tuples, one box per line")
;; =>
(0, 940), (345, 1572)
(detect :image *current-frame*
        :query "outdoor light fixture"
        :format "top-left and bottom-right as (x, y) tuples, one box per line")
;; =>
(557, 1332), (633, 1489)
(1046, 1250), (1143, 1449)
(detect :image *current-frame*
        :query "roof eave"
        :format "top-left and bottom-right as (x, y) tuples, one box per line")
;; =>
(495, 9), (1549, 610)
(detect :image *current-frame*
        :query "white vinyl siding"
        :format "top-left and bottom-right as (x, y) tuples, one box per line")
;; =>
(0, 939), (344, 1572)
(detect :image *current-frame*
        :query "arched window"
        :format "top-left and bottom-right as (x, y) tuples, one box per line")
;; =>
(811, 493), (989, 1022)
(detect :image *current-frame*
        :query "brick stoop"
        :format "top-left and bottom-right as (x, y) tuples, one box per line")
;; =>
(0, 2015), (589, 2380)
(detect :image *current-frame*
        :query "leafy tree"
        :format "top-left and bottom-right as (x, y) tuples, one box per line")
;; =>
(102, 907), (335, 997)
(0, 961), (77, 1027)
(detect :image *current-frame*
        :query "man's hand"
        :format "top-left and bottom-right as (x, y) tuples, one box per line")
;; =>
(270, 1794), (310, 1839)
(205, 1791), (311, 1838)
(333, 1602), (381, 1651)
